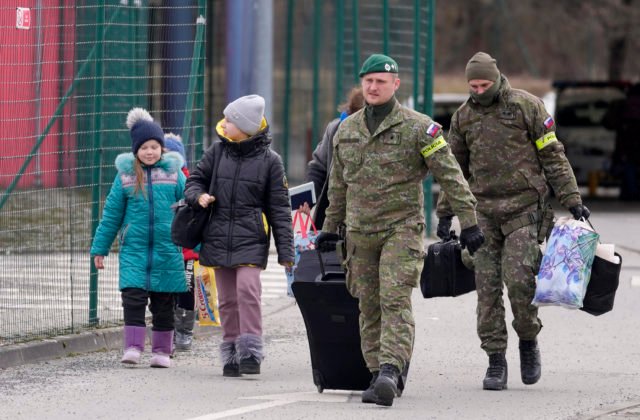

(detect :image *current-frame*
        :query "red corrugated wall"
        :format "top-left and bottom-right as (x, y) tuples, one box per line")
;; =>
(0, 1), (76, 189)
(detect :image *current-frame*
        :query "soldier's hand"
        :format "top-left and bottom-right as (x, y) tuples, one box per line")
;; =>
(436, 216), (453, 240)
(569, 204), (591, 220)
(460, 225), (485, 256)
(316, 232), (341, 252)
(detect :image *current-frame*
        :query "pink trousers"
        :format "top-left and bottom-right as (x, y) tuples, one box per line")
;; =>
(214, 266), (262, 342)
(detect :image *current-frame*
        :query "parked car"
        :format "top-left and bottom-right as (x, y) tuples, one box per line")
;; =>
(551, 81), (631, 186)
(432, 93), (468, 133)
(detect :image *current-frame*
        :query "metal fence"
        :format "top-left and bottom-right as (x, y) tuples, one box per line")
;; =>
(0, 0), (206, 345)
(273, 0), (436, 182)
(1, 0), (434, 346)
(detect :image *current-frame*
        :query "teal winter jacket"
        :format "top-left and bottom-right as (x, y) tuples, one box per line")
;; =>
(90, 152), (187, 292)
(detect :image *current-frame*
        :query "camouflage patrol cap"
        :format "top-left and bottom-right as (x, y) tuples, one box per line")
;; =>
(359, 54), (399, 77)
(465, 52), (500, 81)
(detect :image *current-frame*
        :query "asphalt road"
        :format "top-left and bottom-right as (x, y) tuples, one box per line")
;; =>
(0, 201), (639, 420)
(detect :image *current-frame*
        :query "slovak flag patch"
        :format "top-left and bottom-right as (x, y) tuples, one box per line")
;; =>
(543, 116), (555, 129)
(426, 123), (439, 137)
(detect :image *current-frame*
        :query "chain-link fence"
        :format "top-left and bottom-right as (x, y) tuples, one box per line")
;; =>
(0, 0), (206, 345)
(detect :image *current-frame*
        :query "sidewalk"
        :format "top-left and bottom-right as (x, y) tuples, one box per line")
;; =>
(0, 323), (222, 370)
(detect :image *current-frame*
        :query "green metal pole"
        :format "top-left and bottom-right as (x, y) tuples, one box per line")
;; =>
(194, 0), (207, 158)
(0, 7), (123, 212)
(335, 0), (344, 115)
(311, 0), (321, 148)
(283, 0), (294, 170)
(412, 0), (419, 108)
(382, 0), (389, 55)
(422, 0), (435, 237)
(206, 0), (215, 151)
(89, 0), (106, 325)
(351, 0), (360, 83)
(181, 12), (206, 145)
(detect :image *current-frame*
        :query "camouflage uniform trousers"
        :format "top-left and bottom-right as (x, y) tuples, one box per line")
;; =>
(343, 223), (424, 372)
(474, 210), (543, 355)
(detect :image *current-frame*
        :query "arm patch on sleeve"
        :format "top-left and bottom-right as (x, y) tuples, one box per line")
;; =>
(535, 132), (558, 150)
(420, 135), (447, 158)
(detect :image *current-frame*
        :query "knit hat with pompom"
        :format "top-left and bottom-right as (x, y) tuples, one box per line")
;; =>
(126, 107), (165, 154)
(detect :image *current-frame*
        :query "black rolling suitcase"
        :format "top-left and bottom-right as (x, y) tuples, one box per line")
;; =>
(420, 233), (476, 298)
(292, 247), (408, 394)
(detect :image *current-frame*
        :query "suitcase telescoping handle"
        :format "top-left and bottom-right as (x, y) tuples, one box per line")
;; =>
(315, 246), (326, 275)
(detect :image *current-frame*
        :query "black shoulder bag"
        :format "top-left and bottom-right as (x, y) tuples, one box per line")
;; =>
(171, 142), (222, 249)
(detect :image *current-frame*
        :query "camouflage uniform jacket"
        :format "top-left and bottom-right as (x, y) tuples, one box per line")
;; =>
(324, 99), (477, 234)
(437, 76), (581, 220)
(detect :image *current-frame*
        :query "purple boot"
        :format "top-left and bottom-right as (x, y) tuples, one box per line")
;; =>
(150, 330), (173, 368)
(121, 326), (146, 365)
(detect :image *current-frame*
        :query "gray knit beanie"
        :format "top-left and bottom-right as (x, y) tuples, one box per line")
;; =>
(223, 94), (265, 136)
(465, 52), (500, 82)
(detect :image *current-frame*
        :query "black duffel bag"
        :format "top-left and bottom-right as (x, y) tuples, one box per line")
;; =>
(420, 233), (475, 298)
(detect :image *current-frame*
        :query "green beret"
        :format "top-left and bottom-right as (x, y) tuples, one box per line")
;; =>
(359, 54), (399, 77)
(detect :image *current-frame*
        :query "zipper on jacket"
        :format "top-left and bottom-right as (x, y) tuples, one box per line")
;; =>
(226, 159), (242, 266)
(146, 166), (154, 290)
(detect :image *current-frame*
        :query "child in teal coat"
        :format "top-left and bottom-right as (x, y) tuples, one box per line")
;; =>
(90, 108), (187, 368)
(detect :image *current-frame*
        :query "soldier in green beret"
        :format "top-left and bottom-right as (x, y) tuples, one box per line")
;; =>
(317, 53), (484, 407)
(436, 52), (591, 391)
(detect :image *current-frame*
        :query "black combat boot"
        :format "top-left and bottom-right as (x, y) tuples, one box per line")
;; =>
(361, 371), (379, 404)
(374, 364), (400, 407)
(483, 352), (508, 390)
(519, 339), (541, 385)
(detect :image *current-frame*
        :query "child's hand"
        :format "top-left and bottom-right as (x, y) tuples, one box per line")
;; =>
(298, 202), (311, 216)
(280, 261), (294, 274)
(94, 256), (105, 269)
(198, 193), (216, 208)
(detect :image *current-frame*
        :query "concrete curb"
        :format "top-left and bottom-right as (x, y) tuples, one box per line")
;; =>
(0, 324), (222, 370)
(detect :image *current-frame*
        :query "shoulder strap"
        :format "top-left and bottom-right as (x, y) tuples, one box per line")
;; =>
(208, 141), (223, 195)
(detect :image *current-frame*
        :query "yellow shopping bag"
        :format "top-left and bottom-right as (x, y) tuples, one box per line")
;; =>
(194, 261), (221, 326)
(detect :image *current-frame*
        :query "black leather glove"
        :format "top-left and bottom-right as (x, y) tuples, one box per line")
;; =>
(460, 225), (485, 256)
(569, 204), (591, 220)
(316, 232), (341, 252)
(436, 216), (453, 240)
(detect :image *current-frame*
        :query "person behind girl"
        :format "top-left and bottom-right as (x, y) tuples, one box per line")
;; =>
(184, 94), (294, 376)
(164, 133), (198, 352)
(90, 108), (187, 368)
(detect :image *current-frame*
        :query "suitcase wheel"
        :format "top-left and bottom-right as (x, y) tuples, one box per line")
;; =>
(313, 369), (325, 393)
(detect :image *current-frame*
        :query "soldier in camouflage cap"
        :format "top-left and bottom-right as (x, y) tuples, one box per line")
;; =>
(436, 51), (591, 391)
(317, 53), (484, 407)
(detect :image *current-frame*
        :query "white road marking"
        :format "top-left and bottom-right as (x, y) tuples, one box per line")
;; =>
(631, 276), (640, 287)
(186, 400), (292, 420)
(186, 391), (355, 420)
(244, 391), (355, 403)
